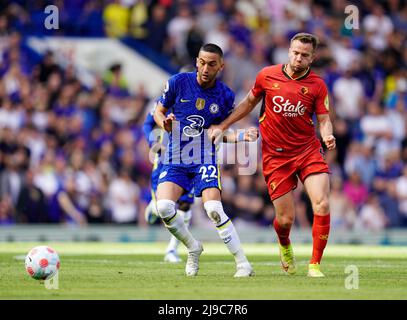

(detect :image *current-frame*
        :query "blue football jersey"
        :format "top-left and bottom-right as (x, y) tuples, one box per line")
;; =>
(158, 72), (235, 166)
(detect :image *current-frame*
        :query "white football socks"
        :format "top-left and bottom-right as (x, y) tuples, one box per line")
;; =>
(166, 209), (192, 253)
(203, 200), (248, 266)
(157, 200), (199, 251)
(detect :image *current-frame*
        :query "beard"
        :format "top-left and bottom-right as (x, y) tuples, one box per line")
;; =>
(290, 63), (307, 73)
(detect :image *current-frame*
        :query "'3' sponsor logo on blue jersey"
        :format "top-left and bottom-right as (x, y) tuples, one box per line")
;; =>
(183, 115), (205, 137)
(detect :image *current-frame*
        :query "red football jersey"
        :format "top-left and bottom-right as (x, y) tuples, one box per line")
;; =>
(251, 64), (330, 158)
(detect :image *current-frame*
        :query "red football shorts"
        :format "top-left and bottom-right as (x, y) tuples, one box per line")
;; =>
(262, 143), (330, 201)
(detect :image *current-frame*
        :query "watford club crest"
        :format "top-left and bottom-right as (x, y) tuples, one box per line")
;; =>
(301, 86), (309, 95)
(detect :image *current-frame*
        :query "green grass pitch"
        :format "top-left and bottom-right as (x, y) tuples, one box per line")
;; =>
(1, 242), (406, 300)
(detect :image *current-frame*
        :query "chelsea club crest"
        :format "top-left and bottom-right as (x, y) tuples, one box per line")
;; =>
(209, 103), (219, 114)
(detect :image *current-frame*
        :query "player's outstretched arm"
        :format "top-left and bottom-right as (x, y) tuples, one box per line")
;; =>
(208, 92), (262, 144)
(221, 127), (259, 143)
(154, 102), (175, 132)
(317, 114), (336, 151)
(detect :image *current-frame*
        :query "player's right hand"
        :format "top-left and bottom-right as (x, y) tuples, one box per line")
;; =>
(163, 113), (176, 132)
(323, 134), (336, 151)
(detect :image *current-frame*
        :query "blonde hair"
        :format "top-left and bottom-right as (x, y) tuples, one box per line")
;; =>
(290, 33), (319, 51)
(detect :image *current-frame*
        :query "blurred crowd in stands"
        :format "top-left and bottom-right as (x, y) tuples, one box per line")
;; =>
(0, 0), (406, 231)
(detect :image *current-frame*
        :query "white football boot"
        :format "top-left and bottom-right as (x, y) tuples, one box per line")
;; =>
(234, 262), (255, 278)
(185, 242), (203, 276)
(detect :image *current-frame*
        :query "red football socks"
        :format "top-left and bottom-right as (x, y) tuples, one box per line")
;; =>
(310, 214), (330, 264)
(273, 218), (291, 246)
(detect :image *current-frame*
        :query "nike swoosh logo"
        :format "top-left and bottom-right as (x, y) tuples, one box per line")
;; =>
(205, 179), (215, 182)
(180, 99), (191, 102)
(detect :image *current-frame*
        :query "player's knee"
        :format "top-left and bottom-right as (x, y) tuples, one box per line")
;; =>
(313, 197), (330, 214)
(178, 201), (191, 212)
(203, 200), (228, 225)
(276, 216), (294, 229)
(156, 200), (176, 219)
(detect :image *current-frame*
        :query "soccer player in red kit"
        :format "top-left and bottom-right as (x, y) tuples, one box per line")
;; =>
(208, 33), (336, 277)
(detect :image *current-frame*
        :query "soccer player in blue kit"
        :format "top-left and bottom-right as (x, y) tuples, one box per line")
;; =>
(153, 43), (257, 277)
(143, 109), (194, 263)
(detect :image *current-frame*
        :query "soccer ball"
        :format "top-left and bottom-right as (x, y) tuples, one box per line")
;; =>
(25, 246), (60, 280)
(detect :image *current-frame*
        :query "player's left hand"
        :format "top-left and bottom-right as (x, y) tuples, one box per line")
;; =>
(323, 135), (336, 150)
(163, 113), (176, 132)
(244, 127), (259, 142)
